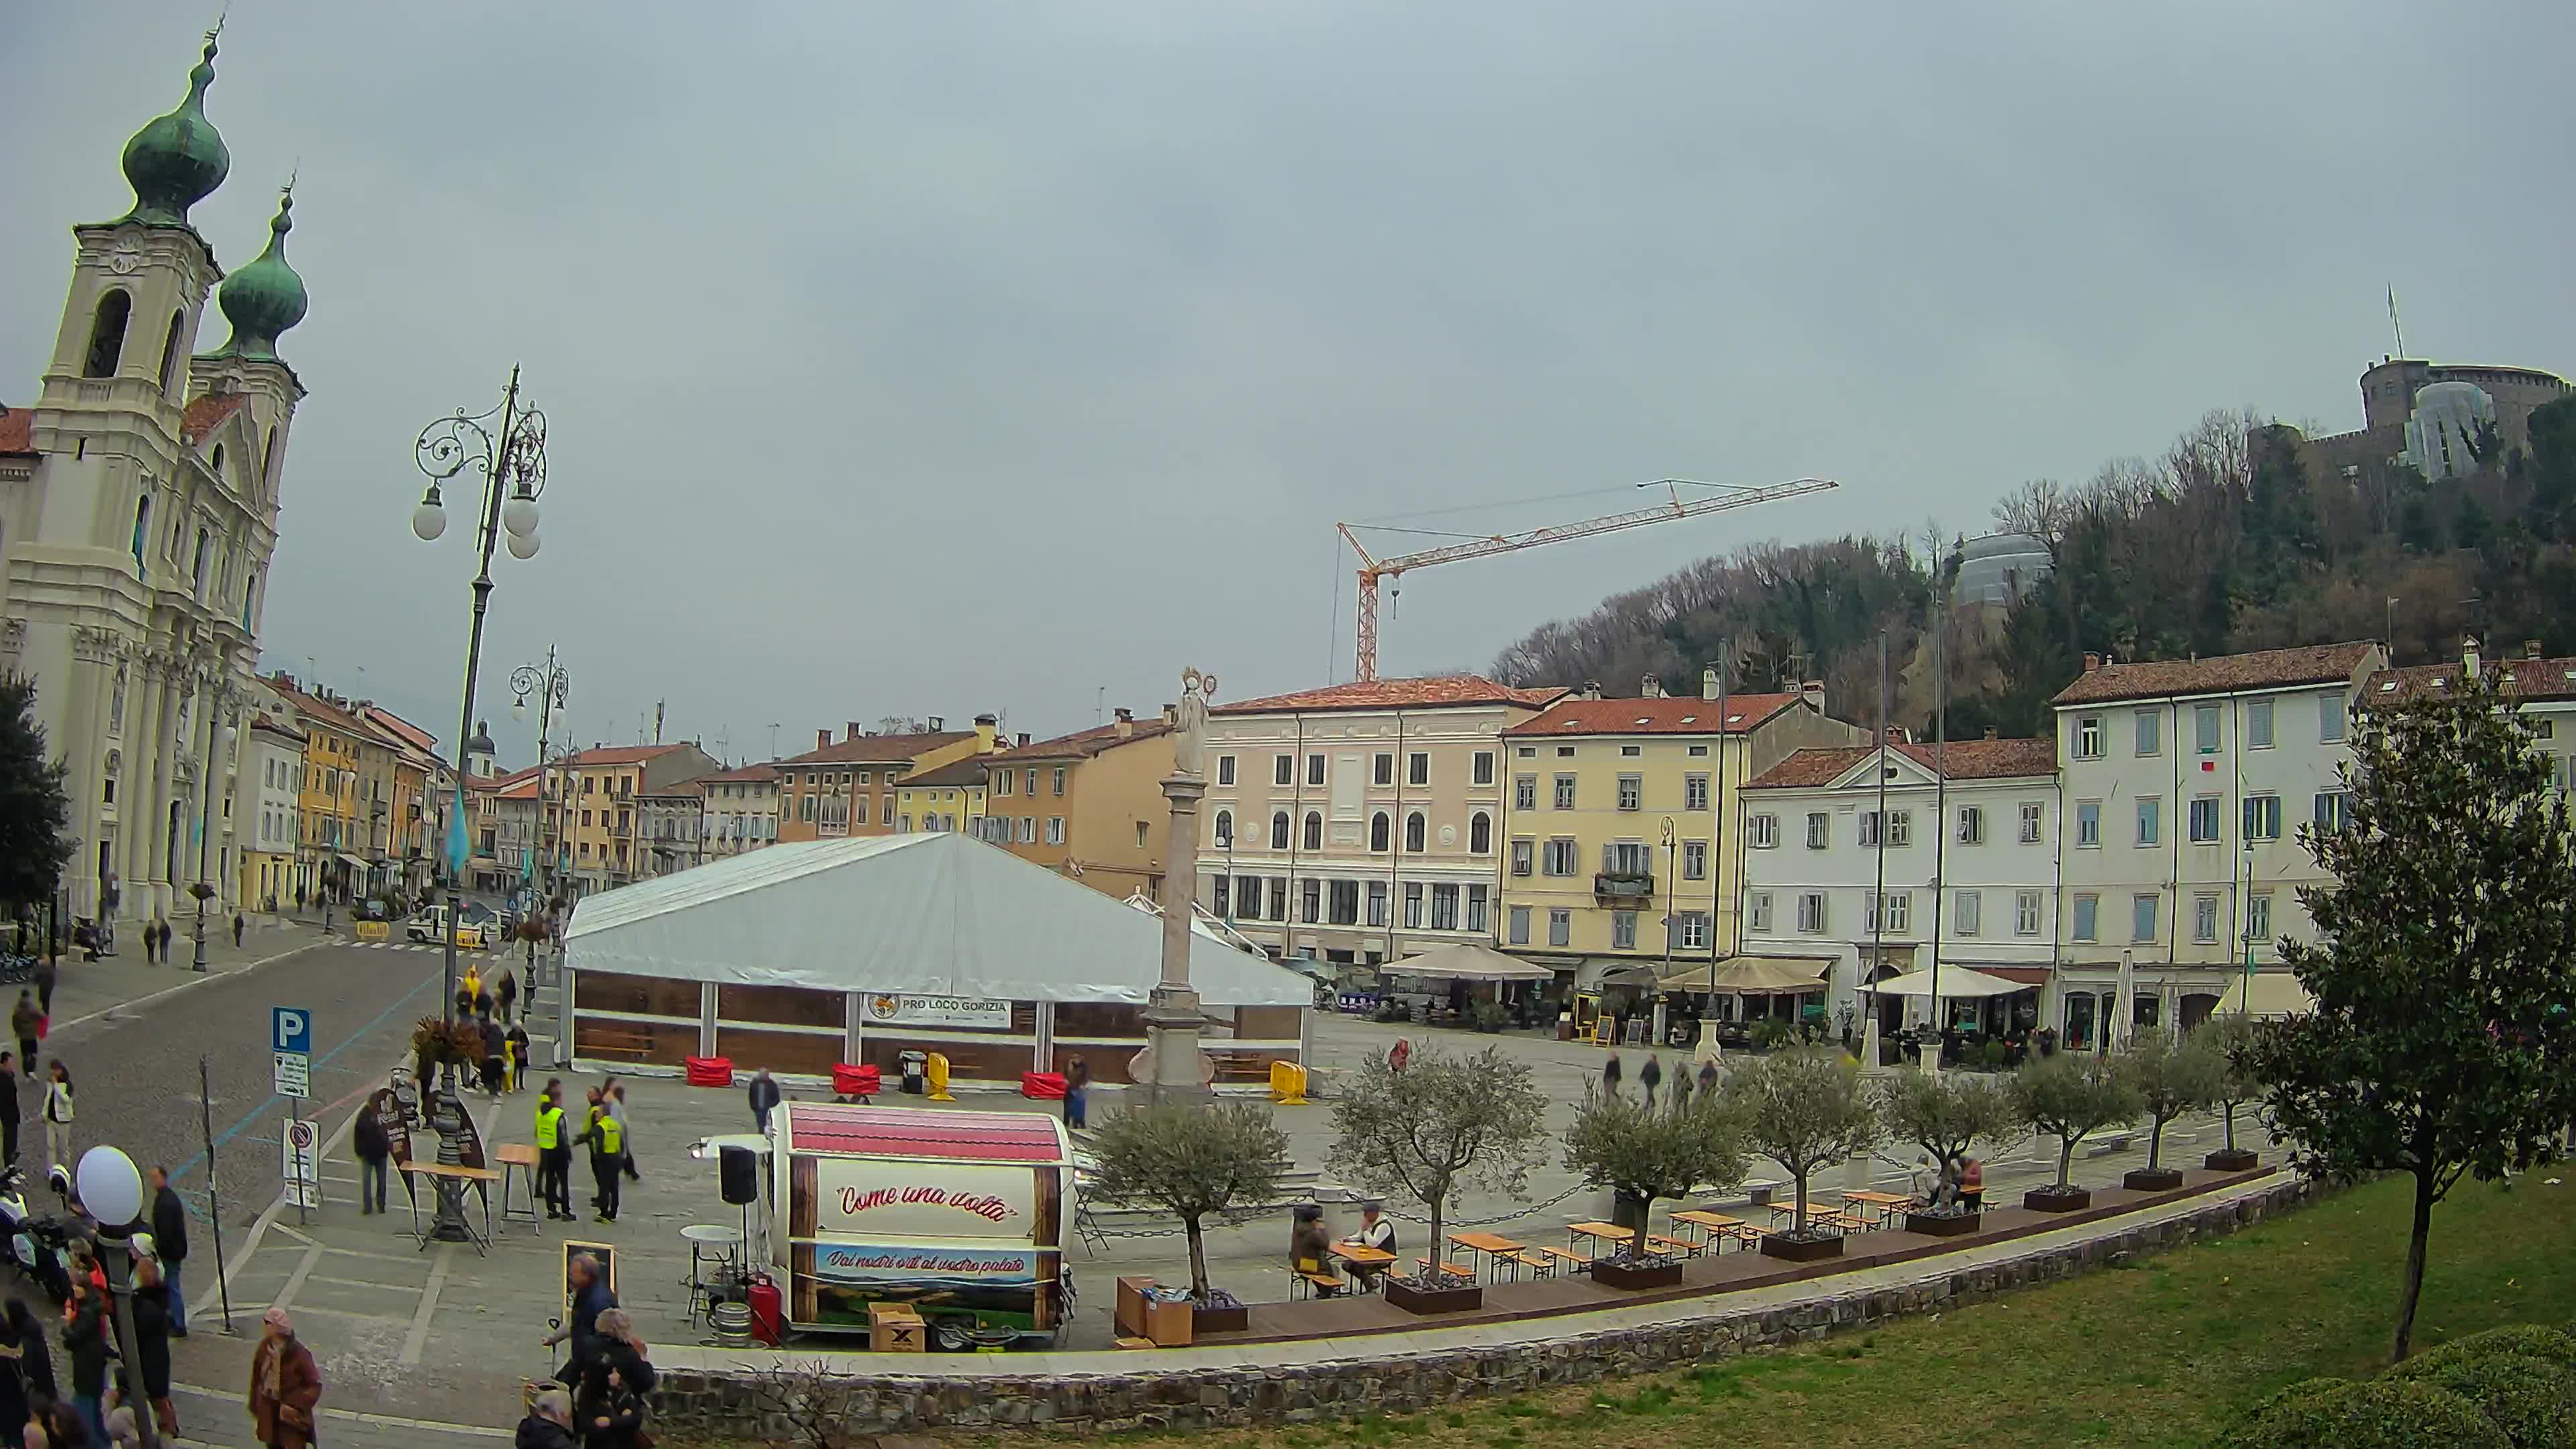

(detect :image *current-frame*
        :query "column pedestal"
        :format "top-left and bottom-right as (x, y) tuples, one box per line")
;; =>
(1142, 770), (1212, 1110)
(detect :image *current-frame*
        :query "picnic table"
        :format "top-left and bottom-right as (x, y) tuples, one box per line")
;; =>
(1670, 1209), (1746, 1248)
(1446, 1231), (1525, 1280)
(1328, 1240), (1397, 1292)
(1567, 1221), (1635, 1260)
(1840, 1189), (1917, 1226)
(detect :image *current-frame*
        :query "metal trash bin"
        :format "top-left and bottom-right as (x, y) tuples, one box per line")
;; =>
(899, 1049), (928, 1095)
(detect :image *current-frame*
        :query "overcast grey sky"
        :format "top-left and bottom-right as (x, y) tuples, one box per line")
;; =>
(7, 3), (2571, 766)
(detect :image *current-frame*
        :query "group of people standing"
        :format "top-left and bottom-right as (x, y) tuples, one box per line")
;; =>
(525, 1252), (651, 1449)
(458, 966), (531, 1100)
(532, 1079), (635, 1225)
(0, 1164), (213, 1449)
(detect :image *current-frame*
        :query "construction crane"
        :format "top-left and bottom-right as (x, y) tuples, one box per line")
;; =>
(1337, 476), (1839, 682)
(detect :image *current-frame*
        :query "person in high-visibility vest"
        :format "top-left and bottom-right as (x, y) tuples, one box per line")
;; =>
(533, 1083), (572, 1222)
(579, 1087), (624, 1224)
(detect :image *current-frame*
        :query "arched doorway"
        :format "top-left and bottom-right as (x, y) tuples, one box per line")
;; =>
(2179, 992), (2221, 1032)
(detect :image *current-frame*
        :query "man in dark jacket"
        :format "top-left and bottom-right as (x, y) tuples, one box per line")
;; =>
(541, 1252), (616, 1387)
(131, 1256), (176, 1434)
(0, 1052), (19, 1169)
(516, 1387), (579, 1449)
(747, 1068), (781, 1133)
(150, 1164), (189, 1336)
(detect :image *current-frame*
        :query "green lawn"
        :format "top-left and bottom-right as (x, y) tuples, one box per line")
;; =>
(1040, 1173), (2576, 1449)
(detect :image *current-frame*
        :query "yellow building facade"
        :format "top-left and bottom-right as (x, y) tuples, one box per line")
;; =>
(894, 756), (987, 835)
(987, 710), (1176, 901)
(1497, 680), (1861, 982)
(268, 677), (366, 902)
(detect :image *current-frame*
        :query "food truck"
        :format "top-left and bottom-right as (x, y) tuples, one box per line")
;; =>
(767, 1101), (1074, 1349)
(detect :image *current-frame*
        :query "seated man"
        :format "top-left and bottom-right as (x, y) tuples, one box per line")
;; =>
(1289, 1203), (1338, 1297)
(1344, 1199), (1397, 1289)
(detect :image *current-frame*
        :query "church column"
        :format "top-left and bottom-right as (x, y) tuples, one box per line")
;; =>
(119, 659), (166, 925)
(59, 639), (106, 916)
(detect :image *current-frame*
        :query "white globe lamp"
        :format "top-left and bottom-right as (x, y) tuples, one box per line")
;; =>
(76, 1145), (143, 1228)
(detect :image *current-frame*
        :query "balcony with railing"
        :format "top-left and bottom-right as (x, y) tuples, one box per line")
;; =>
(1593, 871), (1654, 902)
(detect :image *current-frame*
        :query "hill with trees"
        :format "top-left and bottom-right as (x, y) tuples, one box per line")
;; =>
(1491, 395), (2576, 739)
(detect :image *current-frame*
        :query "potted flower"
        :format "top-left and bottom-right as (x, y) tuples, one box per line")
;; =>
(2198, 1014), (2264, 1172)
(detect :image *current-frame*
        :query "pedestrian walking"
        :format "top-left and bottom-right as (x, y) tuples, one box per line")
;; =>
(60, 1281), (108, 1447)
(1063, 1056), (1089, 1130)
(746, 1069), (780, 1134)
(6, 1000), (31, 1085)
(541, 1253), (615, 1388)
(496, 969), (519, 1025)
(504, 1022), (530, 1093)
(127, 1258), (174, 1438)
(10, 1299), (56, 1407)
(480, 1016), (506, 1102)
(580, 1090), (621, 1223)
(148, 1166), (186, 1337)
(232, 914), (244, 950)
(0, 1054), (19, 1169)
(0, 1297), (27, 1449)
(245, 1308), (319, 1449)
(40, 1065), (72, 1176)
(574, 1357), (643, 1449)
(352, 1099), (390, 1216)
(608, 1081), (637, 1183)
(28, 960), (50, 1022)
(517, 1387), (578, 1449)
(534, 1083), (572, 1222)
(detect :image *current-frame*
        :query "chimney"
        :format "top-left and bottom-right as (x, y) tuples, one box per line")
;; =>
(2526, 639), (2544, 660)
(1582, 680), (1602, 701)
(1016, 732), (1031, 747)
(2463, 635), (2481, 676)
(974, 713), (998, 751)
(1114, 707), (1134, 738)
(927, 716), (944, 732)
(847, 721), (865, 741)
(816, 729), (831, 751)
(1801, 680), (1825, 708)
(1702, 667), (1720, 701)
(2082, 651), (2101, 674)
(1641, 674), (1663, 698)
(1161, 702), (1177, 726)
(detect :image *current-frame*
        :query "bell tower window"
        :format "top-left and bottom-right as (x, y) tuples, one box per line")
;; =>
(130, 496), (151, 573)
(85, 290), (132, 378)
(158, 310), (186, 394)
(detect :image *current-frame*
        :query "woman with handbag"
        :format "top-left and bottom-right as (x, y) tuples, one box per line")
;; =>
(246, 1309), (320, 1449)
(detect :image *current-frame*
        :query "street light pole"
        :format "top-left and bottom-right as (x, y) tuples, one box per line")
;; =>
(411, 368), (549, 1033)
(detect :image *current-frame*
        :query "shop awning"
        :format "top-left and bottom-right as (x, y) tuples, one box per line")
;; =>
(335, 853), (368, 870)
(562, 831), (1310, 1007)
(1656, 956), (1833, 995)
(1864, 965), (2027, 999)
(1384, 942), (1556, 982)
(2217, 970), (2314, 1018)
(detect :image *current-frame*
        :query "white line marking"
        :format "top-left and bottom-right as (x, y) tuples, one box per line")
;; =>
(400, 1243), (453, 1366)
(270, 1242), (321, 1313)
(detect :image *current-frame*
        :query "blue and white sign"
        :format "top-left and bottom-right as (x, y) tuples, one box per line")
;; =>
(272, 1008), (311, 1055)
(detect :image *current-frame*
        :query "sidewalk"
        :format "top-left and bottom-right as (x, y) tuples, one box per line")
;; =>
(42, 914), (333, 1032)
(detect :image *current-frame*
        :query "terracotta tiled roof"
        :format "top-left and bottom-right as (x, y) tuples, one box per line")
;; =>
(496, 774), (542, 801)
(637, 777), (706, 798)
(565, 743), (688, 767)
(249, 713), (305, 743)
(2368, 655), (2576, 705)
(773, 731), (971, 767)
(900, 757), (990, 788)
(2051, 642), (2379, 706)
(266, 676), (368, 737)
(1744, 737), (2058, 790)
(983, 718), (1173, 761)
(697, 763), (778, 784)
(0, 407), (33, 457)
(180, 393), (248, 443)
(359, 705), (439, 757)
(1214, 676), (1568, 716)
(1502, 693), (1803, 737)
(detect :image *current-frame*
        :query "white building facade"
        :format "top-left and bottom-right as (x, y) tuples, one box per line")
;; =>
(1738, 738), (2061, 1034)
(0, 34), (308, 929)
(2051, 642), (2383, 1048)
(1193, 677), (1564, 967)
(241, 713), (302, 911)
(697, 764), (780, 859)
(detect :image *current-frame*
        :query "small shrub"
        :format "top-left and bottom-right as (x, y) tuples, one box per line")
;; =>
(2388, 1352), (2575, 1448)
(1472, 1000), (1511, 1033)
(2395, 1324), (2576, 1377)
(1752, 1019), (1794, 1051)
(1980, 1038), (2006, 1070)
(2224, 1376), (2506, 1448)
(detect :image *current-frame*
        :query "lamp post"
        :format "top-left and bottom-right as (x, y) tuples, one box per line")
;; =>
(410, 368), (549, 1031)
(191, 717), (238, 973)
(511, 651), (570, 908)
(74, 1146), (160, 1449)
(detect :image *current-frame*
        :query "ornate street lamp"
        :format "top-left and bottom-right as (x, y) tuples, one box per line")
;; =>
(76, 1146), (160, 1449)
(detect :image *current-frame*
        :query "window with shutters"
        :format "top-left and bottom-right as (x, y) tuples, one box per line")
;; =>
(1514, 775), (1536, 810)
(1955, 890), (1980, 937)
(1554, 775), (1576, 809)
(1749, 812), (1778, 849)
(2015, 890), (2043, 936)
(1510, 839), (1534, 876)
(1748, 892), (1773, 932)
(1611, 911), (1636, 949)
(1796, 892), (1827, 933)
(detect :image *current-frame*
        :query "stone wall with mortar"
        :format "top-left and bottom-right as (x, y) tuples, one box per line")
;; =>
(649, 1177), (2319, 1438)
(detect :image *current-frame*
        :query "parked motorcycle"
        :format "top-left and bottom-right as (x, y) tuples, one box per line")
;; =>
(0, 1168), (74, 1306)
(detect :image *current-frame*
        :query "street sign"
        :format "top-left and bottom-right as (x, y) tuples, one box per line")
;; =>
(282, 1118), (319, 1183)
(272, 1006), (312, 1097)
(284, 1180), (319, 1210)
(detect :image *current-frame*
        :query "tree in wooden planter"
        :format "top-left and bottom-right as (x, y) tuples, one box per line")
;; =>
(2120, 1027), (2224, 1190)
(2244, 667), (2576, 1362)
(1729, 1048), (1881, 1260)
(2007, 1050), (2140, 1211)
(1875, 1067), (2010, 1232)
(1562, 1067), (1748, 1285)
(1328, 1044), (1548, 1303)
(2197, 1013), (2264, 1171)
(1086, 1102), (1288, 1309)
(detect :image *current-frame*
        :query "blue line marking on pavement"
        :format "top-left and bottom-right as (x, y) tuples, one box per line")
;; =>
(168, 968), (442, 1189)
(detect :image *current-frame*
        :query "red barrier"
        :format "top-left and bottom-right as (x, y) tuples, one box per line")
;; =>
(1021, 1071), (1067, 1099)
(832, 1062), (882, 1097)
(684, 1055), (735, 1087)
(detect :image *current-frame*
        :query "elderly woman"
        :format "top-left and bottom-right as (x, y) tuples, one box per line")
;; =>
(246, 1309), (320, 1449)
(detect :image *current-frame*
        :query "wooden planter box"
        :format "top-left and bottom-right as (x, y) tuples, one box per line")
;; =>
(2023, 1186), (2092, 1213)
(2204, 1148), (2259, 1172)
(1904, 1209), (1981, 1237)
(1759, 1233), (1844, 1263)
(1589, 1257), (1685, 1290)
(2123, 1167), (2186, 1192)
(1191, 1301), (1250, 1334)
(1383, 1278), (1484, 1316)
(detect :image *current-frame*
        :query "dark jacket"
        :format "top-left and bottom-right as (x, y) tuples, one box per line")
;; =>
(482, 1020), (505, 1061)
(151, 1184), (188, 1265)
(355, 1108), (391, 1163)
(573, 1380), (642, 1449)
(60, 1298), (107, 1399)
(747, 1075), (780, 1118)
(517, 1413), (580, 1449)
(567, 1277), (616, 1369)
(0, 1068), (17, 1124)
(129, 1284), (170, 1397)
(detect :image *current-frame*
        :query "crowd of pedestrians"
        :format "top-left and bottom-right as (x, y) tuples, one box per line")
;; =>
(529, 1253), (653, 1449)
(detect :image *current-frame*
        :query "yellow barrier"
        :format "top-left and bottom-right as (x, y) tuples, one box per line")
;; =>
(1269, 1061), (1309, 1106)
(355, 921), (390, 943)
(926, 1051), (956, 1102)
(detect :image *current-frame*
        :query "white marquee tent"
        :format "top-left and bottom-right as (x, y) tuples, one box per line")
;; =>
(562, 831), (1311, 1006)
(1862, 965), (2026, 1000)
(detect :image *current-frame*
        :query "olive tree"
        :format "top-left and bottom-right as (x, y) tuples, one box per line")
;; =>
(1328, 1044), (1550, 1273)
(1728, 1047), (1881, 1236)
(1875, 1068), (2012, 1211)
(1087, 1104), (1289, 1299)
(1562, 1067), (1750, 1253)
(2124, 1026), (2224, 1174)
(2008, 1051), (2139, 1191)
(2198, 1012), (2265, 1159)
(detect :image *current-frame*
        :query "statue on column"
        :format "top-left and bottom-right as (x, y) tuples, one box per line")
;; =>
(1172, 667), (1217, 778)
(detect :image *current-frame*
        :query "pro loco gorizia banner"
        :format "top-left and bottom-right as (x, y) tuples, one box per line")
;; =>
(862, 994), (1012, 1029)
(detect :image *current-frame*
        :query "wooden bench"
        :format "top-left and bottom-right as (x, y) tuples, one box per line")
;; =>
(1114, 1336), (1157, 1350)
(1644, 1233), (1703, 1259)
(1816, 1211), (1872, 1235)
(1501, 1248), (1561, 1279)
(1292, 1271), (1344, 1300)
(1414, 1256), (1477, 1283)
(578, 1027), (653, 1061)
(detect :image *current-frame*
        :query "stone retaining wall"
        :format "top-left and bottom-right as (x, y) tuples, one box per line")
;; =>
(649, 1177), (2319, 1438)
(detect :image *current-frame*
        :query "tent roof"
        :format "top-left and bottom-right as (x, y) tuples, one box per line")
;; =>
(562, 832), (1310, 1006)
(2218, 971), (2315, 1018)
(1864, 965), (2027, 999)
(1657, 955), (1833, 994)
(1384, 942), (1556, 981)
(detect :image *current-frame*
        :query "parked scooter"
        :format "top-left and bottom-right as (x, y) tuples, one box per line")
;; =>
(0, 1167), (74, 1305)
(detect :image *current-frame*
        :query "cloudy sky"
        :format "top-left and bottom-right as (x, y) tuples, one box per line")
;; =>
(6, 3), (2570, 765)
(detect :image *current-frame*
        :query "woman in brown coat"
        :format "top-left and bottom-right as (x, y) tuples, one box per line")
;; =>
(246, 1309), (320, 1449)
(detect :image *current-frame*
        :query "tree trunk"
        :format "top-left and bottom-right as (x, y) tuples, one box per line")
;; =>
(2057, 1136), (2076, 1189)
(2148, 1117), (2165, 1171)
(1184, 1217), (1212, 1300)
(2392, 1168), (2436, 1362)
(2222, 1102), (2237, 1152)
(1427, 1198), (1445, 1272)
(1792, 1173), (1809, 1235)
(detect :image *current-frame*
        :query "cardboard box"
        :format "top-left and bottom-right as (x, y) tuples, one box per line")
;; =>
(869, 1302), (925, 1353)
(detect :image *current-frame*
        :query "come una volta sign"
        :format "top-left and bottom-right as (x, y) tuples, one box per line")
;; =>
(815, 1159), (1033, 1238)
(863, 994), (1010, 1029)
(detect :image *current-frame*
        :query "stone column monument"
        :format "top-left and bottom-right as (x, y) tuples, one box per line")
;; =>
(1141, 667), (1218, 1110)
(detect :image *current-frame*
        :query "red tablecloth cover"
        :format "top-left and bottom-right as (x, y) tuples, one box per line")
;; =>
(832, 1063), (882, 1097)
(1021, 1071), (1067, 1099)
(684, 1055), (734, 1087)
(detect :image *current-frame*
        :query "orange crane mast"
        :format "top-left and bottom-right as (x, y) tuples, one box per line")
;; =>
(1337, 476), (1839, 682)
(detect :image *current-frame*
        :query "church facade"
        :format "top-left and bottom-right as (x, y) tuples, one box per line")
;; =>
(0, 30), (310, 929)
